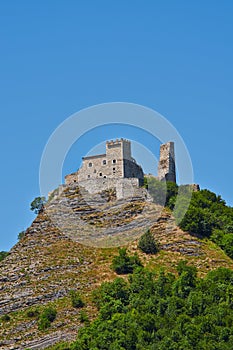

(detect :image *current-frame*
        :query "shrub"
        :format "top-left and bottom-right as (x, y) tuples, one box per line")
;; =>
(38, 306), (57, 330)
(1, 314), (10, 322)
(26, 308), (39, 318)
(220, 234), (233, 259)
(30, 196), (46, 214)
(179, 206), (215, 237)
(42, 307), (57, 322)
(69, 290), (85, 308)
(38, 316), (51, 331)
(145, 177), (178, 208)
(138, 229), (159, 254)
(18, 230), (26, 241)
(146, 178), (167, 206)
(92, 277), (129, 310)
(0, 251), (8, 262)
(111, 248), (142, 274)
(79, 310), (89, 324)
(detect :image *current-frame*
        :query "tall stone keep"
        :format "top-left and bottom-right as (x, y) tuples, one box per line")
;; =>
(65, 138), (144, 185)
(158, 142), (176, 183)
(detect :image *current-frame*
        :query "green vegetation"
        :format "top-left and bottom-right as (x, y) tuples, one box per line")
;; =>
(79, 310), (89, 324)
(30, 196), (46, 214)
(26, 308), (39, 318)
(38, 306), (57, 331)
(145, 177), (178, 208)
(146, 176), (233, 260)
(1, 314), (11, 322)
(69, 290), (85, 308)
(59, 262), (233, 350)
(0, 251), (8, 262)
(176, 189), (233, 259)
(138, 229), (159, 254)
(18, 230), (26, 241)
(111, 248), (142, 274)
(3, 181), (233, 347)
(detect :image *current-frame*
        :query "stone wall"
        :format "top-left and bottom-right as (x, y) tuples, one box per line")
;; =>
(65, 140), (178, 197)
(65, 173), (79, 184)
(116, 178), (140, 199)
(123, 159), (144, 185)
(78, 178), (140, 199)
(65, 138), (144, 185)
(78, 153), (124, 181)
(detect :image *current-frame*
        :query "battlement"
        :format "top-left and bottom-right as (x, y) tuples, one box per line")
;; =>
(106, 138), (130, 146)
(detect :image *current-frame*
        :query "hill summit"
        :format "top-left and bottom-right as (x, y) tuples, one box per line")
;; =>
(0, 180), (233, 349)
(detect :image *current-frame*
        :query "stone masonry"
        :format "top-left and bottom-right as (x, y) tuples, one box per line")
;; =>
(65, 138), (144, 185)
(158, 141), (176, 183)
(65, 139), (177, 199)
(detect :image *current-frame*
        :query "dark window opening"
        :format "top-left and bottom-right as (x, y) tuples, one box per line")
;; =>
(88, 162), (92, 167)
(88, 175), (90, 178)
(103, 160), (107, 165)
(112, 159), (116, 164)
(99, 173), (102, 176)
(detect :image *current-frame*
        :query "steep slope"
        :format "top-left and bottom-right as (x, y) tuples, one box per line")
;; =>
(45, 184), (159, 247)
(0, 184), (232, 349)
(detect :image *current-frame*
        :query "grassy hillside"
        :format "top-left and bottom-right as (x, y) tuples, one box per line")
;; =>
(0, 183), (233, 349)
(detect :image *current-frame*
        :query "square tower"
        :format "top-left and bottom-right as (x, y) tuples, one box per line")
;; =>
(158, 142), (176, 183)
(106, 138), (132, 178)
(65, 138), (144, 184)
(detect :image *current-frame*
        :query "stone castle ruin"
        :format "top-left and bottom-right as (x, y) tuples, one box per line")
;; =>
(65, 138), (176, 199)
(158, 141), (176, 183)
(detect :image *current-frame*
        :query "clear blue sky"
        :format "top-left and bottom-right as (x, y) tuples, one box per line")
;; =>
(1, 1), (233, 251)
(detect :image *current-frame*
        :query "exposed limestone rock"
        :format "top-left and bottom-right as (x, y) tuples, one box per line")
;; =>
(45, 184), (157, 247)
(0, 183), (232, 349)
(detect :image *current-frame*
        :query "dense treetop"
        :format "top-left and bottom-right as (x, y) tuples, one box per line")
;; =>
(145, 177), (233, 260)
(50, 260), (233, 350)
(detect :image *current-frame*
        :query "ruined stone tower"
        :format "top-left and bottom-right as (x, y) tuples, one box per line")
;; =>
(158, 141), (176, 183)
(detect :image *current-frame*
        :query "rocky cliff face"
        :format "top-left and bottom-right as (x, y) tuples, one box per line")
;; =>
(0, 184), (232, 349)
(45, 184), (158, 248)
(0, 211), (97, 349)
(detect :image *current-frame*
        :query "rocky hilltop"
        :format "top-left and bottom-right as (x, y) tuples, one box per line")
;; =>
(1, 184), (233, 349)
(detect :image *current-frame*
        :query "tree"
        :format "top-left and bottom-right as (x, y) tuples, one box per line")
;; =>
(220, 234), (233, 259)
(30, 196), (46, 214)
(0, 251), (8, 262)
(38, 306), (57, 330)
(145, 177), (178, 208)
(111, 248), (142, 274)
(68, 264), (233, 350)
(69, 290), (85, 308)
(173, 261), (197, 298)
(166, 181), (178, 209)
(92, 277), (130, 310)
(146, 177), (167, 206)
(138, 229), (159, 254)
(18, 230), (26, 241)
(179, 206), (215, 237)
